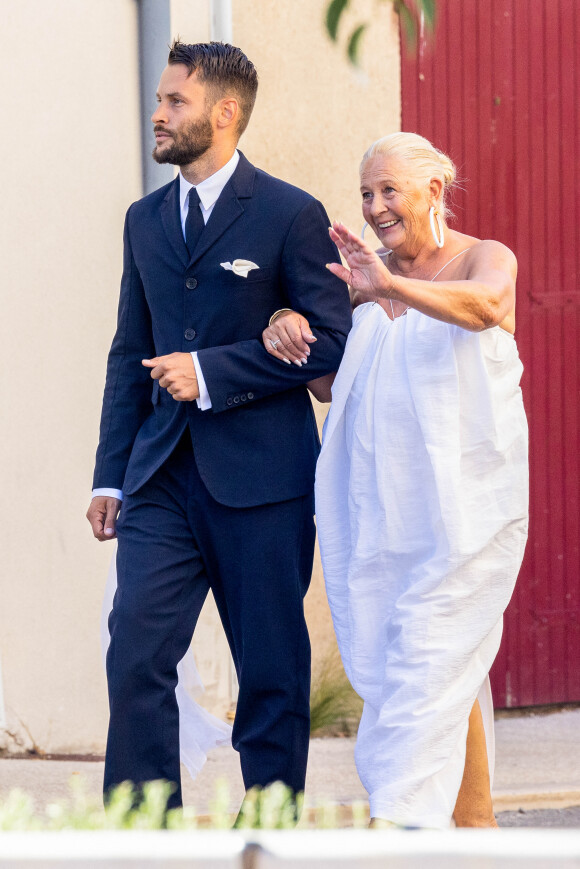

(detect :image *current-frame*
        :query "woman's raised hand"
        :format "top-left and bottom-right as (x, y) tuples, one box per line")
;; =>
(262, 311), (317, 366)
(328, 221), (392, 307)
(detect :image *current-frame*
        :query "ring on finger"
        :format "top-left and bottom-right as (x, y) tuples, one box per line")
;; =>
(270, 338), (281, 349)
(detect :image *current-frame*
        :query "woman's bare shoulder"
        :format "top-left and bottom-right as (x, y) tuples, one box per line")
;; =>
(466, 239), (517, 274)
(450, 232), (517, 275)
(452, 231), (514, 258)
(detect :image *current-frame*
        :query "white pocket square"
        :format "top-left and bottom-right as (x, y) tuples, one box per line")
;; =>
(220, 259), (259, 278)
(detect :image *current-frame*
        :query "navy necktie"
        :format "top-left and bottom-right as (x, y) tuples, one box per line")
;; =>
(185, 187), (205, 255)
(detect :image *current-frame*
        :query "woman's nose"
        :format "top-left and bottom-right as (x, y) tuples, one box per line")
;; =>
(369, 197), (385, 219)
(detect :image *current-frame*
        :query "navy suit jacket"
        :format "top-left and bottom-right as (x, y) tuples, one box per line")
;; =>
(93, 153), (352, 508)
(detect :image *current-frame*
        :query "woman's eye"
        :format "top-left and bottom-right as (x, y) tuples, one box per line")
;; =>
(362, 192), (372, 200)
(385, 187), (394, 195)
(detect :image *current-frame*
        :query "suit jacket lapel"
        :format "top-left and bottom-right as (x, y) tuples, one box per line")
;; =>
(187, 152), (256, 267)
(160, 176), (189, 268)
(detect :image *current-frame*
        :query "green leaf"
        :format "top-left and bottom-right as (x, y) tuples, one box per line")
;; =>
(347, 23), (368, 66)
(325, 0), (350, 42)
(421, 0), (437, 31)
(396, 1), (417, 45)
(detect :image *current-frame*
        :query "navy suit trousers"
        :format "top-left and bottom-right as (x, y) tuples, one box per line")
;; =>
(104, 432), (315, 808)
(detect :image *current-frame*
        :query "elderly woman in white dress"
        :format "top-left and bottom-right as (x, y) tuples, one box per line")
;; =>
(262, 133), (528, 829)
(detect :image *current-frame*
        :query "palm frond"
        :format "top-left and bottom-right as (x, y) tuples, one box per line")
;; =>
(347, 23), (368, 67)
(326, 0), (350, 42)
(324, 0), (437, 64)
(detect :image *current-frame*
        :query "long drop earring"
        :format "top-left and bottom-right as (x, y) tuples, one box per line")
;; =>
(429, 206), (445, 248)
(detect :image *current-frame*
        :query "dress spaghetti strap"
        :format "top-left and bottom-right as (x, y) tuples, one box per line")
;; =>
(431, 248), (470, 281)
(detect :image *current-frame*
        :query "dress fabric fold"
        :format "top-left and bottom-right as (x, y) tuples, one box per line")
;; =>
(315, 302), (528, 828)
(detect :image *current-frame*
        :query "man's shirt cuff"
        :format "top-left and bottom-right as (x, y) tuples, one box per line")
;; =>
(93, 354), (210, 497)
(192, 352), (212, 410)
(92, 488), (124, 501)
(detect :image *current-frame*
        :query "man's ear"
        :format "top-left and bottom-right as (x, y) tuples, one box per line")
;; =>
(215, 97), (240, 131)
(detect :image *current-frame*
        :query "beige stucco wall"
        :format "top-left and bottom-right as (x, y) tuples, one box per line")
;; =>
(0, 0), (399, 755)
(0, 0), (141, 754)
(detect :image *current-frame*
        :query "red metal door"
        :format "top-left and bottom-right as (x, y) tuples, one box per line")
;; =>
(401, 0), (580, 706)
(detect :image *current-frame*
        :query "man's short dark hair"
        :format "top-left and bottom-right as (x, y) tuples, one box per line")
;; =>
(168, 40), (258, 136)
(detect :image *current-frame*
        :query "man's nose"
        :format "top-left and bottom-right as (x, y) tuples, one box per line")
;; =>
(151, 103), (166, 124)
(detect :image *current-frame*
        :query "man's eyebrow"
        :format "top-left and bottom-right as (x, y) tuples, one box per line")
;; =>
(156, 91), (187, 100)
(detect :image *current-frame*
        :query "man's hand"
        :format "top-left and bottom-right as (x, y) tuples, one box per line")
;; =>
(87, 496), (122, 541)
(142, 352), (199, 401)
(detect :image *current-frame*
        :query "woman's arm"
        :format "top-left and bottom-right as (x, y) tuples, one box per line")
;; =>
(262, 311), (336, 400)
(388, 241), (517, 331)
(306, 372), (335, 403)
(329, 223), (517, 332)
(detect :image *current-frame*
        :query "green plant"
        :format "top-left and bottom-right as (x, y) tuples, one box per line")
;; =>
(235, 782), (303, 829)
(310, 645), (363, 736)
(0, 778), (370, 831)
(0, 779), (196, 832)
(325, 0), (436, 65)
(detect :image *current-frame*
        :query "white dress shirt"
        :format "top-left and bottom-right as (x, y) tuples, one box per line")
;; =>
(93, 150), (240, 502)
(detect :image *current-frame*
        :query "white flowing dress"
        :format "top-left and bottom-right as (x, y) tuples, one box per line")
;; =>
(315, 300), (528, 828)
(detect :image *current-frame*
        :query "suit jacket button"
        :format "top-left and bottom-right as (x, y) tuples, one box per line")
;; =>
(240, 394), (247, 402)
(185, 277), (198, 290)
(226, 397), (234, 406)
(184, 328), (196, 341)
(233, 396), (240, 404)
(247, 392), (254, 400)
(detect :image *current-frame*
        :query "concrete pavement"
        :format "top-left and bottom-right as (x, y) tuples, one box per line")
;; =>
(1, 707), (579, 820)
(492, 707), (580, 812)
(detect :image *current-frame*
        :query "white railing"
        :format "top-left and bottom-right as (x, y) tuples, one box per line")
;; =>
(1, 829), (580, 867)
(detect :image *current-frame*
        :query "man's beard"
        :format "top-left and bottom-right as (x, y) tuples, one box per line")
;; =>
(152, 115), (213, 166)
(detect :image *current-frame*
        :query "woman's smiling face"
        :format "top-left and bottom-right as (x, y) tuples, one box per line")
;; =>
(360, 155), (436, 256)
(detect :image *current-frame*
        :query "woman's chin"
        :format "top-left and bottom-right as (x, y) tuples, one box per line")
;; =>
(381, 234), (403, 252)
(377, 226), (403, 249)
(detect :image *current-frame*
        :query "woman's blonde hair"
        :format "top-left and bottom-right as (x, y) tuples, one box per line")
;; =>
(360, 132), (457, 218)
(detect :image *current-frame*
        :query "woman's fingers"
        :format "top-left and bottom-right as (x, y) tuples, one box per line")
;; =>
(326, 262), (352, 285)
(277, 321), (310, 364)
(301, 324), (318, 343)
(330, 221), (360, 254)
(334, 220), (361, 243)
(285, 318), (312, 355)
(263, 327), (292, 364)
(329, 226), (351, 259)
(331, 221), (373, 260)
(262, 315), (312, 366)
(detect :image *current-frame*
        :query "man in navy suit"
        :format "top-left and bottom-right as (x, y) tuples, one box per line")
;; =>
(86, 41), (351, 812)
